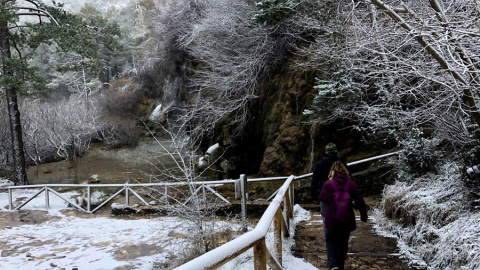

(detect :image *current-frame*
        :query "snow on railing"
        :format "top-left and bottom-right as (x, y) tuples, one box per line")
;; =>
(0, 180), (239, 213)
(174, 150), (402, 269)
(0, 151), (402, 269)
(175, 175), (296, 270)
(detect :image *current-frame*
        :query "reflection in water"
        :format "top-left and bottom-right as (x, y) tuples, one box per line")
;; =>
(27, 140), (180, 185)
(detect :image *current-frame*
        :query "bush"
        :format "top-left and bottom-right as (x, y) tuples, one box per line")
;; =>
(253, 0), (297, 25)
(100, 78), (144, 117)
(400, 138), (438, 174)
(99, 116), (140, 148)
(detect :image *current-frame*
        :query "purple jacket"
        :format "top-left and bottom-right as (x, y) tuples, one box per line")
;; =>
(319, 172), (368, 231)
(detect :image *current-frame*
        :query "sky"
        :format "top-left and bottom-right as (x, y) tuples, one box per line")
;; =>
(0, 180), (317, 270)
(43, 0), (131, 13)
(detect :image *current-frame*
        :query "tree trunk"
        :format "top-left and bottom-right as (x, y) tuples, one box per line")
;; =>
(1, 6), (29, 186)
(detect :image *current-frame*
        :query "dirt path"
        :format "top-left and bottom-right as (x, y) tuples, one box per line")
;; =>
(293, 203), (422, 270)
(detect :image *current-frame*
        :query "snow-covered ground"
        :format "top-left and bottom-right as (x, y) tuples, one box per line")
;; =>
(0, 181), (316, 270)
(218, 205), (317, 270)
(372, 163), (480, 270)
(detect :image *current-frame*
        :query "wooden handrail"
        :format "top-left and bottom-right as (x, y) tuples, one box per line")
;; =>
(173, 151), (403, 269)
(174, 175), (296, 270)
(0, 151), (402, 268)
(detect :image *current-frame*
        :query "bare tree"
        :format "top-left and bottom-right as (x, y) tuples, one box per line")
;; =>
(300, 0), (480, 146)
(21, 98), (103, 163)
(368, 0), (480, 125)
(139, 123), (234, 260)
(140, 0), (323, 144)
(1, 0), (121, 185)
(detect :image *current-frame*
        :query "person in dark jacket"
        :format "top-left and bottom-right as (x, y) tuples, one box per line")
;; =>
(319, 161), (368, 270)
(311, 143), (339, 202)
(311, 142), (344, 224)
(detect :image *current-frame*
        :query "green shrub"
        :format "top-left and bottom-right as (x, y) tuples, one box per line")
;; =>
(400, 138), (438, 174)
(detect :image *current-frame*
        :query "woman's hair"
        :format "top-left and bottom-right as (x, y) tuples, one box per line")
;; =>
(328, 161), (349, 179)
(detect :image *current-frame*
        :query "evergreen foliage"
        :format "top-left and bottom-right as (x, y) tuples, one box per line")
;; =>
(1, 1), (125, 184)
(253, 0), (297, 25)
(400, 138), (439, 175)
(3, 1), (123, 93)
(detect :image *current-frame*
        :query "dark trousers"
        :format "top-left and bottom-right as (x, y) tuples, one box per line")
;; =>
(325, 226), (350, 270)
(321, 202), (350, 270)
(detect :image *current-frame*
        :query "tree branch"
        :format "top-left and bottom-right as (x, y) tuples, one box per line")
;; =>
(13, 6), (59, 25)
(368, 0), (480, 127)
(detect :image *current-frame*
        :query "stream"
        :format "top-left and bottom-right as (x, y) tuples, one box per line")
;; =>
(27, 139), (179, 185)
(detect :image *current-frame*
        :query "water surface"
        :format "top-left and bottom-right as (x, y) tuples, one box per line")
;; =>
(27, 139), (179, 185)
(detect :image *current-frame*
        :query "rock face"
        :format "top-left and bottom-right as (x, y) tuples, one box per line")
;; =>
(215, 61), (392, 179)
(351, 163), (396, 197)
(209, 64), (318, 178)
(255, 68), (314, 176)
(145, 52), (395, 182)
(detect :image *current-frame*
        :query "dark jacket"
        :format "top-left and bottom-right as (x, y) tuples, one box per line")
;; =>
(311, 153), (339, 200)
(319, 172), (368, 232)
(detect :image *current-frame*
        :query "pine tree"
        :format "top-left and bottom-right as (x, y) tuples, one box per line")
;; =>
(0, 0), (120, 185)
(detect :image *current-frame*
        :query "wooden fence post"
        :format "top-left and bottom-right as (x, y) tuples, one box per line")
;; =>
(125, 186), (129, 205)
(240, 174), (248, 232)
(235, 178), (241, 199)
(284, 188), (292, 228)
(254, 239), (267, 270)
(202, 184), (207, 206)
(164, 185), (168, 203)
(8, 188), (12, 210)
(45, 186), (50, 209)
(274, 209), (283, 265)
(289, 182), (294, 218)
(87, 186), (91, 212)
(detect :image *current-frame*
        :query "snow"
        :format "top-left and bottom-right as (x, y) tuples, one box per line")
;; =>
(214, 205), (317, 270)
(197, 143), (221, 169)
(1, 215), (189, 269)
(0, 189), (209, 269)
(149, 104), (163, 121)
(198, 156), (208, 168)
(44, 0), (131, 13)
(1, 188), (317, 270)
(206, 143), (220, 156)
(0, 178), (13, 187)
(373, 162), (480, 269)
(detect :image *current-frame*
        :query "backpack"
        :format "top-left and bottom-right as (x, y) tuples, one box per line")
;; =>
(332, 180), (352, 224)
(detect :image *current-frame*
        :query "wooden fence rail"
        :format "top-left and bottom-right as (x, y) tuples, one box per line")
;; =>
(173, 150), (403, 270)
(0, 150), (402, 269)
(0, 180), (240, 213)
(174, 175), (299, 270)
(0, 175), (296, 215)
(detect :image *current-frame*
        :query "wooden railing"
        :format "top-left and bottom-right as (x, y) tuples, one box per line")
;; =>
(1, 150), (402, 269)
(0, 180), (240, 213)
(174, 174), (301, 270)
(173, 150), (403, 270)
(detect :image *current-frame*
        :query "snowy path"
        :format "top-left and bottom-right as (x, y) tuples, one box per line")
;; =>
(291, 206), (423, 270)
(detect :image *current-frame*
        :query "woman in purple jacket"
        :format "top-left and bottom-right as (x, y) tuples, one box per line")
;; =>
(319, 161), (368, 270)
